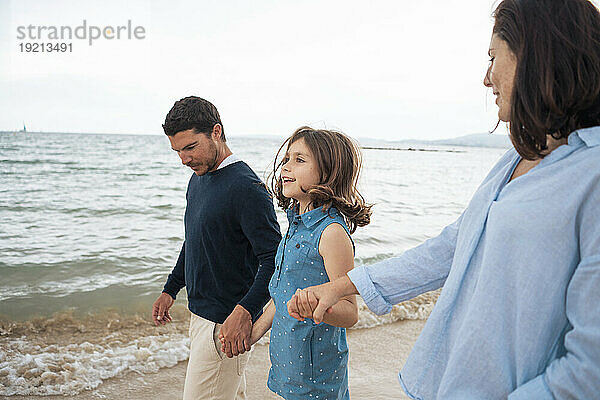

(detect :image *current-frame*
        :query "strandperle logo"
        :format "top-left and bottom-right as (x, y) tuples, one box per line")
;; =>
(16, 20), (146, 45)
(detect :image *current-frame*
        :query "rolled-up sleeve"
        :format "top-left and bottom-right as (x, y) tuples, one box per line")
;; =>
(347, 265), (395, 315)
(348, 213), (462, 315)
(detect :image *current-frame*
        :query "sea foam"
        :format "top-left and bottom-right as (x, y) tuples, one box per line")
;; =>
(0, 333), (189, 396)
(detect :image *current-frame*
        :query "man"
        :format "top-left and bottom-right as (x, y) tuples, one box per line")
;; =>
(152, 96), (281, 399)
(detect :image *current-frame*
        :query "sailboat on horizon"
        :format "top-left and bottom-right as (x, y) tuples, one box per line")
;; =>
(6, 122), (28, 135)
(11, 122), (27, 134)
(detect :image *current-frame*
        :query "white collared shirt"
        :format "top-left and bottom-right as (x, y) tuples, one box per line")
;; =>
(216, 153), (241, 170)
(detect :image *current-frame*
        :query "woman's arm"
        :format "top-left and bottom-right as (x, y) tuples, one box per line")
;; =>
(290, 151), (519, 323)
(291, 223), (358, 328)
(290, 213), (463, 324)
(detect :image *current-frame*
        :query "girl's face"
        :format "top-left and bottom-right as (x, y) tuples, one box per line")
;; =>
(484, 33), (517, 122)
(281, 138), (320, 208)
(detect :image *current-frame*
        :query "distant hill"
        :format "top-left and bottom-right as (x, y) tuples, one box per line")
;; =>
(359, 133), (512, 149)
(424, 133), (511, 148)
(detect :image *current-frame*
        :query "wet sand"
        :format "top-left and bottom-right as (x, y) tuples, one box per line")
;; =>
(3, 319), (424, 399)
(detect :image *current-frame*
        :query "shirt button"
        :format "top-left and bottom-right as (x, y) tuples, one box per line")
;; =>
(295, 243), (300, 249)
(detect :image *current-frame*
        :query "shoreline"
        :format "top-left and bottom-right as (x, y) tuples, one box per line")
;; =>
(1, 319), (424, 399)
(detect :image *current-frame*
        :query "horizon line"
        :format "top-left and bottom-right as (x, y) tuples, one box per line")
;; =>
(0, 129), (503, 143)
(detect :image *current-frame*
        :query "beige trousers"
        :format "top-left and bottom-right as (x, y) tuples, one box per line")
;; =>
(183, 313), (252, 400)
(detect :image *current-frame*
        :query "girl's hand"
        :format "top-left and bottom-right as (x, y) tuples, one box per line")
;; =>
(287, 295), (303, 321)
(293, 281), (345, 324)
(288, 289), (318, 320)
(218, 333), (227, 353)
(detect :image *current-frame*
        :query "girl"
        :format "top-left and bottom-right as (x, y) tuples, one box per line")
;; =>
(243, 126), (371, 399)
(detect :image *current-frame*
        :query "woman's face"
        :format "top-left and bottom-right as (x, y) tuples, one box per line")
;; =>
(484, 34), (517, 122)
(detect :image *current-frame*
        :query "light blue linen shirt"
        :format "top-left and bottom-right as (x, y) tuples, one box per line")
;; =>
(348, 127), (600, 399)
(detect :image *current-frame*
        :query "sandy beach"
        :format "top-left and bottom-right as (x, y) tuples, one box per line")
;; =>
(2, 317), (424, 400)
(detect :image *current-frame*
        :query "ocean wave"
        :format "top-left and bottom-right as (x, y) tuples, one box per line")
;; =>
(0, 334), (189, 396)
(0, 259), (170, 302)
(355, 253), (396, 265)
(149, 204), (175, 210)
(0, 205), (149, 217)
(0, 159), (78, 166)
(0, 205), (43, 212)
(62, 207), (149, 217)
(353, 290), (439, 329)
(0, 308), (190, 396)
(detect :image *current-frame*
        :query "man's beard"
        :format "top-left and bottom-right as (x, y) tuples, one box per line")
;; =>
(191, 144), (219, 175)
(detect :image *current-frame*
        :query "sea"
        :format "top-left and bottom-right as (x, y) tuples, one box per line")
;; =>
(0, 131), (507, 396)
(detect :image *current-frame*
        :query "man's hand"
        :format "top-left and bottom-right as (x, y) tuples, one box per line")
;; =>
(219, 304), (252, 358)
(152, 292), (175, 326)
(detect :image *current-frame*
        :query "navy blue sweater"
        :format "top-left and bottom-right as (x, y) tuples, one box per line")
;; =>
(163, 161), (281, 323)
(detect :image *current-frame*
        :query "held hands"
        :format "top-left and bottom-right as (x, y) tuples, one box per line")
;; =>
(287, 289), (319, 320)
(219, 325), (260, 358)
(287, 282), (339, 324)
(152, 292), (174, 326)
(218, 323), (259, 355)
(220, 299), (275, 356)
(217, 304), (252, 358)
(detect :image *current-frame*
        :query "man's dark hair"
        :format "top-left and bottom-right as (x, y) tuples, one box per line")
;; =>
(493, 0), (600, 160)
(162, 96), (226, 141)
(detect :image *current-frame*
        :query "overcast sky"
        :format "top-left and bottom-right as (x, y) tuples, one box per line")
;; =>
(3, 0), (595, 140)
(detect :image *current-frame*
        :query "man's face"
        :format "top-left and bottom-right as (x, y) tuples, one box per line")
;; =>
(169, 129), (218, 176)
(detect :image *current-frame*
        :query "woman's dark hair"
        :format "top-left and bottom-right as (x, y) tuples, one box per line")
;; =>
(268, 126), (372, 234)
(162, 96), (226, 141)
(493, 0), (600, 159)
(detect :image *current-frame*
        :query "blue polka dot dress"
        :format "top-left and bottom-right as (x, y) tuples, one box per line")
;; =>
(267, 206), (352, 399)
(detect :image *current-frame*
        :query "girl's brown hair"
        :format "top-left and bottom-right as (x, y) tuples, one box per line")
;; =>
(268, 126), (372, 234)
(493, 0), (600, 160)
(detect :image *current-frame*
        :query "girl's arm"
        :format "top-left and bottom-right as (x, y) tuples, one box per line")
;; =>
(250, 298), (275, 345)
(295, 223), (358, 328)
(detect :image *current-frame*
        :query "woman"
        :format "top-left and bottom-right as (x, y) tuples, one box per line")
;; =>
(288, 0), (600, 398)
